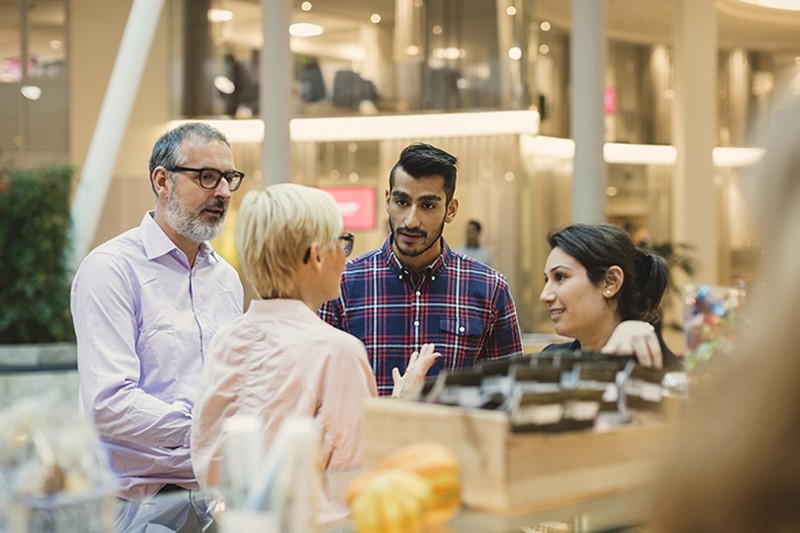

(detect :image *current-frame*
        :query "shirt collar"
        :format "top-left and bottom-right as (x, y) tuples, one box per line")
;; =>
(140, 211), (218, 264)
(381, 235), (450, 277)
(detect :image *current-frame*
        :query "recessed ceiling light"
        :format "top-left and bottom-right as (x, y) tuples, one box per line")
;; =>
(301, 1), (312, 11)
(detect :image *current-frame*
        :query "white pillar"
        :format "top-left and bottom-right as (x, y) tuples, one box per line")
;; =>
(261, 0), (292, 185)
(69, 0), (166, 264)
(570, 0), (605, 224)
(673, 0), (718, 283)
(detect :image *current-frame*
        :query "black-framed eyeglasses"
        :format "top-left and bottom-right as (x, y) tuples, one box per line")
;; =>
(167, 166), (245, 192)
(339, 232), (355, 257)
(302, 233), (356, 264)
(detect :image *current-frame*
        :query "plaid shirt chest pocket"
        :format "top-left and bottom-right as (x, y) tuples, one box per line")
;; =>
(437, 316), (489, 358)
(438, 317), (485, 337)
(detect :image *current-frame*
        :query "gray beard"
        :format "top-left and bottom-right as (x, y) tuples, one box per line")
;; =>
(163, 187), (225, 242)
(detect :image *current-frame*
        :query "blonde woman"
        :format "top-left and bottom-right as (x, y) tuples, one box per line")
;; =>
(191, 184), (438, 495)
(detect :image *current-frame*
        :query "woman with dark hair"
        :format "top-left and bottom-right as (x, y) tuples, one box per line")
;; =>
(540, 223), (680, 369)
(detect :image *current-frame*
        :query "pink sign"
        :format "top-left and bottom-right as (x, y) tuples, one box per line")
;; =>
(319, 187), (377, 230)
(604, 87), (617, 114)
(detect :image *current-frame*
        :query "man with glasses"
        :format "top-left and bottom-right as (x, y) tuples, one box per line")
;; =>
(71, 122), (245, 506)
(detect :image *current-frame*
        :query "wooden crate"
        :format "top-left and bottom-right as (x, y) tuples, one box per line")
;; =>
(362, 398), (671, 515)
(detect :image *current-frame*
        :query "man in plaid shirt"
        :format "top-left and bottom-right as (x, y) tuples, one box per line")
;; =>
(319, 143), (523, 395)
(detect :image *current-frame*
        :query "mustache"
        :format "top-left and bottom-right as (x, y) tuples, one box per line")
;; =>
(203, 199), (227, 211)
(396, 227), (427, 238)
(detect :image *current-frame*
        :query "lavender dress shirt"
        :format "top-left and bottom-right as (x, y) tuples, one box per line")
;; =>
(71, 211), (243, 499)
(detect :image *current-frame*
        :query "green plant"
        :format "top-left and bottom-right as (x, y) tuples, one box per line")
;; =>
(0, 163), (75, 343)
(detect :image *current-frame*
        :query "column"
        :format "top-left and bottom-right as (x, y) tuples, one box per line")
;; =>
(261, 0), (292, 185)
(570, 0), (605, 224)
(673, 0), (718, 283)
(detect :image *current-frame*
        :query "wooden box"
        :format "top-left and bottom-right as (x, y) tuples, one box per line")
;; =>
(361, 398), (671, 515)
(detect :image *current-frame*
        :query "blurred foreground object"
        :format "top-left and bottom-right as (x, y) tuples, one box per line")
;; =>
(0, 395), (116, 532)
(216, 416), (320, 532)
(347, 442), (461, 532)
(362, 396), (670, 514)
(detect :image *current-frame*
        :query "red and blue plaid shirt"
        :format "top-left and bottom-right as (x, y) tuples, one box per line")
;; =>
(319, 237), (523, 395)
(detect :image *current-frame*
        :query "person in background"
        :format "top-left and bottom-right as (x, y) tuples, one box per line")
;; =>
(71, 122), (245, 503)
(540, 223), (679, 369)
(456, 219), (493, 267)
(319, 143), (523, 395)
(647, 98), (800, 531)
(191, 184), (439, 519)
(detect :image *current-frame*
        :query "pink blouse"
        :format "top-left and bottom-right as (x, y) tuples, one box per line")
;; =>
(191, 298), (378, 489)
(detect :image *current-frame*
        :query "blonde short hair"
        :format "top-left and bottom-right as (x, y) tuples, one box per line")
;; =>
(236, 183), (342, 298)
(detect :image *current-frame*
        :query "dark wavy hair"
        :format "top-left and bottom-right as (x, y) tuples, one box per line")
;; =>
(389, 143), (458, 203)
(547, 223), (669, 323)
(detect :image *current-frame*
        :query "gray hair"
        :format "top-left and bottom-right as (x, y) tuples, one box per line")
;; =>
(148, 122), (230, 189)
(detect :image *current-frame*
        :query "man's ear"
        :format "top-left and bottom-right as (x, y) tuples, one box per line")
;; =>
(603, 265), (624, 298)
(445, 197), (459, 223)
(152, 167), (171, 199)
(385, 188), (391, 211)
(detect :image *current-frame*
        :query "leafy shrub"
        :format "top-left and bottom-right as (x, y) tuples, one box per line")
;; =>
(0, 164), (75, 343)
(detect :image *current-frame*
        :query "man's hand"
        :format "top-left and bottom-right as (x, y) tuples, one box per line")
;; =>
(601, 320), (663, 368)
(391, 343), (442, 399)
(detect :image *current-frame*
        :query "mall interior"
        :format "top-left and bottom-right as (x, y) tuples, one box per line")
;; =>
(3, 0), (800, 341)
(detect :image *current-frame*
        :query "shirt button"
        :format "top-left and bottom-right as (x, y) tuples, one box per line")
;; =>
(414, 321), (420, 327)
(415, 291), (421, 296)
(431, 276), (436, 281)
(459, 326), (465, 333)
(399, 275), (403, 279)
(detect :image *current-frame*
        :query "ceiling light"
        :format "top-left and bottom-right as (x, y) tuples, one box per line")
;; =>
(739, 0), (800, 10)
(432, 47), (465, 60)
(506, 6), (517, 16)
(21, 85), (42, 100)
(289, 23), (324, 37)
(301, 1), (312, 11)
(370, 13), (381, 24)
(508, 47), (522, 60)
(213, 76), (235, 95)
(540, 21), (551, 31)
(207, 9), (233, 22)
